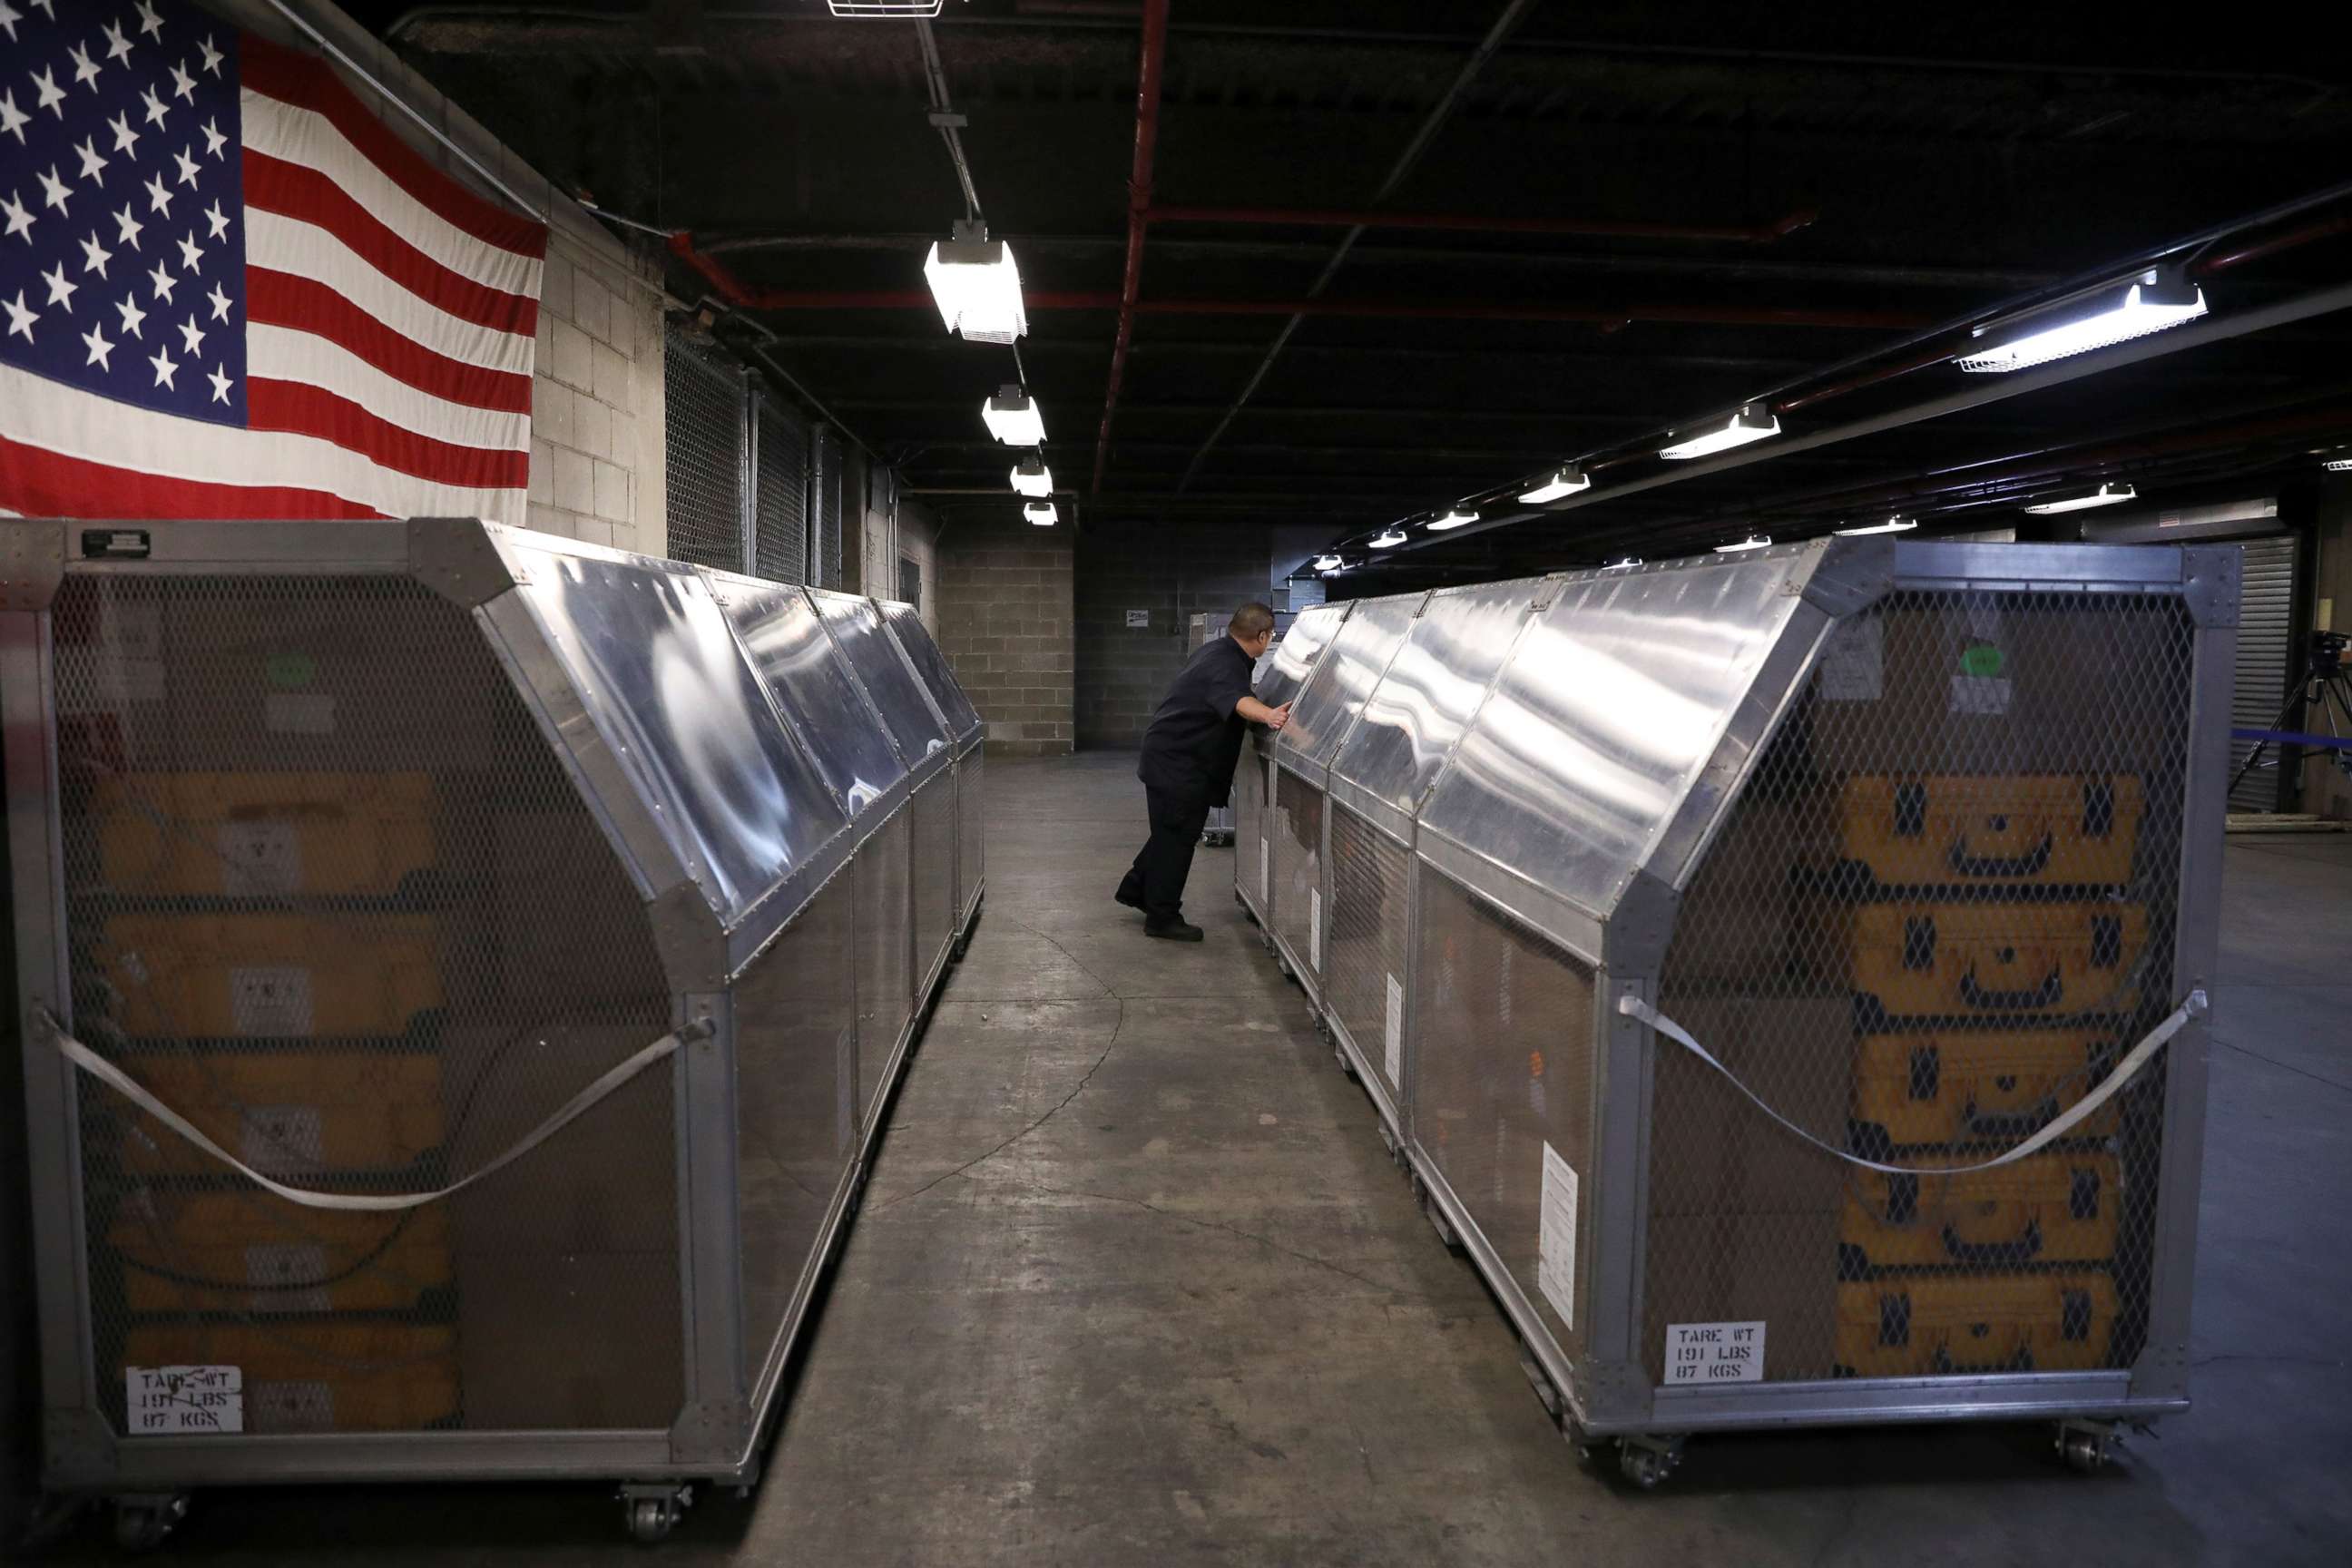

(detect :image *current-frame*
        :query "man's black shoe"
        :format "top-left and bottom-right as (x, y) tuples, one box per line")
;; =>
(1144, 917), (1204, 942)
(1115, 884), (1145, 911)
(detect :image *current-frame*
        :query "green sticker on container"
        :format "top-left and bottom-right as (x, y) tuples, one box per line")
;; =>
(1959, 643), (2005, 678)
(266, 652), (317, 689)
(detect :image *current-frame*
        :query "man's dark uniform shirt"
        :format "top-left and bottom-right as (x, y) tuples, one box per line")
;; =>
(1138, 634), (1257, 808)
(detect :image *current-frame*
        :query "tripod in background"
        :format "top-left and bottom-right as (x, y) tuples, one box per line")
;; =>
(2232, 630), (2352, 797)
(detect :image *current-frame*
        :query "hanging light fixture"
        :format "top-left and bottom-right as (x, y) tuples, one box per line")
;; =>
(1312, 554), (1344, 573)
(2323, 454), (2352, 473)
(1427, 508), (1480, 532)
(828, 2), (944, 15)
(2023, 483), (2136, 514)
(1601, 556), (1642, 572)
(1955, 266), (2205, 375)
(1661, 404), (1780, 461)
(1713, 534), (1773, 554)
(1024, 501), (1059, 526)
(1835, 515), (1919, 536)
(924, 220), (1028, 344)
(1370, 527), (1408, 549)
(1011, 455), (1054, 496)
(982, 385), (1046, 446)
(1518, 466), (1591, 504)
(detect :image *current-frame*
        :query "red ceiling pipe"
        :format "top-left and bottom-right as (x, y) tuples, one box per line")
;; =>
(1093, 0), (1171, 497)
(668, 230), (757, 306)
(1146, 203), (1820, 246)
(2194, 208), (2352, 276)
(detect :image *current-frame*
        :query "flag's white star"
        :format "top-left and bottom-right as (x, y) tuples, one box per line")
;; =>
(0, 190), (31, 244)
(168, 60), (193, 103)
(103, 19), (133, 64)
(147, 259), (174, 302)
(82, 321), (115, 370)
(172, 145), (197, 188)
(68, 41), (102, 93)
(147, 345), (176, 388)
(40, 259), (76, 312)
(142, 170), (171, 216)
(207, 362), (231, 404)
(2, 290), (35, 344)
(107, 109), (139, 156)
(112, 201), (142, 250)
(174, 230), (200, 272)
(30, 0), (54, 16)
(73, 136), (107, 186)
(113, 291), (144, 338)
(140, 83), (166, 127)
(78, 230), (112, 278)
(0, 4), (22, 47)
(29, 64), (64, 119)
(199, 35), (223, 77)
(0, 89), (25, 148)
(203, 199), (228, 240)
(36, 163), (71, 214)
(135, 1), (162, 41)
(205, 280), (229, 321)
(200, 115), (224, 159)
(175, 313), (202, 356)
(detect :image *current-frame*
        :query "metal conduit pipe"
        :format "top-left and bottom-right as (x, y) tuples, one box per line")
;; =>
(1092, 0), (1171, 497)
(1142, 203), (1819, 245)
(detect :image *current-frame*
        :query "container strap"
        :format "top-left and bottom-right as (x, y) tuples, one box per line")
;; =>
(1615, 988), (2205, 1177)
(38, 1011), (710, 1213)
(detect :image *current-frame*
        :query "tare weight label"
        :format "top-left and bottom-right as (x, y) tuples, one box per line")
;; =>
(1664, 1320), (1766, 1385)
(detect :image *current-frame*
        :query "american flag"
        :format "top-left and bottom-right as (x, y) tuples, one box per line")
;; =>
(0, 0), (544, 521)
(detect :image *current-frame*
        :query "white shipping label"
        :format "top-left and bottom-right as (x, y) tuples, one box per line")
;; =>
(1383, 973), (1404, 1087)
(244, 1243), (331, 1315)
(1665, 1320), (1767, 1385)
(218, 820), (303, 897)
(265, 691), (338, 734)
(230, 966), (314, 1037)
(1965, 600), (2006, 641)
(1309, 887), (1323, 965)
(1818, 615), (1883, 701)
(127, 1366), (244, 1436)
(240, 1104), (325, 1174)
(1537, 1142), (1578, 1331)
(1949, 674), (2013, 716)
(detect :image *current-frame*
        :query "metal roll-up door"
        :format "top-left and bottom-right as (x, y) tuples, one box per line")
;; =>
(662, 329), (748, 573)
(2229, 534), (2298, 813)
(755, 395), (809, 585)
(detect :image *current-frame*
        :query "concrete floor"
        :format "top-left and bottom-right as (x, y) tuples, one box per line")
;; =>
(40, 754), (2352, 1564)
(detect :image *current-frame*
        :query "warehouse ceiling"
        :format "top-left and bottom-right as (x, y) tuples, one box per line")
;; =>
(355, 0), (2352, 578)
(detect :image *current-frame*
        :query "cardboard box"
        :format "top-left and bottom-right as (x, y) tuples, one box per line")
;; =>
(453, 1249), (684, 1430)
(1643, 1210), (1842, 1385)
(1648, 995), (1855, 1218)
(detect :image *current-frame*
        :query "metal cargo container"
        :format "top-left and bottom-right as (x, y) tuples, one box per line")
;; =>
(1, 518), (982, 1545)
(1240, 538), (2232, 1483)
(1233, 602), (1350, 936)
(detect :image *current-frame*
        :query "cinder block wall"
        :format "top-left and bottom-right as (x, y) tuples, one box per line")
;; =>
(1076, 521), (1279, 750)
(936, 514), (1075, 756)
(524, 252), (668, 555)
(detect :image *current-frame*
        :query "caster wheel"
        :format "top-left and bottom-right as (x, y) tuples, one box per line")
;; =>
(1564, 1421), (1602, 1465)
(1314, 1015), (1331, 1043)
(113, 1495), (189, 1553)
(620, 1484), (691, 1544)
(1335, 1046), (1357, 1081)
(2057, 1426), (2111, 1475)
(1618, 1444), (1673, 1490)
(1418, 1186), (1463, 1252)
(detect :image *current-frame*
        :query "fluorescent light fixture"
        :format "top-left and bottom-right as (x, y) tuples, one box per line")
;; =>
(1601, 556), (1642, 572)
(2023, 483), (2135, 515)
(982, 385), (1045, 446)
(2324, 456), (2352, 474)
(1835, 515), (1919, 537)
(1011, 456), (1053, 496)
(1427, 508), (1480, 532)
(828, 2), (943, 15)
(1519, 466), (1591, 504)
(1312, 554), (1344, 572)
(1713, 534), (1773, 554)
(1661, 404), (1780, 461)
(1370, 528), (1408, 549)
(1024, 501), (1058, 525)
(1956, 267), (2205, 374)
(925, 220), (1027, 344)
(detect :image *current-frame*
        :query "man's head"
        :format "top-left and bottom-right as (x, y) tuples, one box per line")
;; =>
(1229, 602), (1277, 660)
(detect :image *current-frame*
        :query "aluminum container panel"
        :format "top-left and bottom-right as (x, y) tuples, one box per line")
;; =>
(1254, 602), (1351, 709)
(704, 570), (907, 817)
(1332, 577), (1543, 812)
(878, 599), (983, 741)
(1277, 593), (1423, 776)
(808, 587), (950, 768)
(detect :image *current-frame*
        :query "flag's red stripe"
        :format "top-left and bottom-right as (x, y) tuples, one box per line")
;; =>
(241, 35), (548, 262)
(244, 152), (539, 338)
(247, 270), (535, 416)
(248, 380), (532, 490)
(0, 433), (386, 520)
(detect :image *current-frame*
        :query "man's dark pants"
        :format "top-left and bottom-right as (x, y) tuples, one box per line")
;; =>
(1118, 782), (1211, 921)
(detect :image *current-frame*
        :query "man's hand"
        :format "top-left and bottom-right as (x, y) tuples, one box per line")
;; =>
(1236, 694), (1292, 730)
(1264, 701), (1292, 732)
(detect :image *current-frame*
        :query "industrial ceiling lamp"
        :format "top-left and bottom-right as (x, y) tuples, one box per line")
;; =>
(1011, 455), (1054, 496)
(1661, 404), (1780, 461)
(1024, 501), (1059, 526)
(1955, 266), (2206, 374)
(1601, 556), (1642, 571)
(828, 2), (945, 15)
(1427, 508), (1480, 532)
(925, 220), (1028, 344)
(1713, 534), (1773, 554)
(1313, 554), (1345, 573)
(2323, 453), (2352, 473)
(1370, 527), (1408, 549)
(1834, 515), (1919, 536)
(982, 385), (1046, 445)
(2023, 483), (2136, 514)
(1518, 466), (1591, 504)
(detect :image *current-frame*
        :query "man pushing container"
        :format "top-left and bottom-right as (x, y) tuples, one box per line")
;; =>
(1115, 603), (1292, 940)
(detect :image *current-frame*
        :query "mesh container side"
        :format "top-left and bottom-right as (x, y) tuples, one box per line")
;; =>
(753, 395), (808, 586)
(957, 750), (985, 917)
(1411, 871), (1597, 1356)
(911, 777), (956, 991)
(814, 426), (845, 590)
(664, 332), (746, 573)
(51, 575), (681, 1436)
(1233, 748), (1267, 907)
(855, 808), (915, 1129)
(1326, 806), (1410, 1107)
(733, 871), (858, 1382)
(1272, 769), (1325, 980)
(1645, 589), (2195, 1386)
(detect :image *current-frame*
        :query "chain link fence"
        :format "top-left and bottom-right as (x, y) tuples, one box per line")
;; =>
(663, 324), (834, 589)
